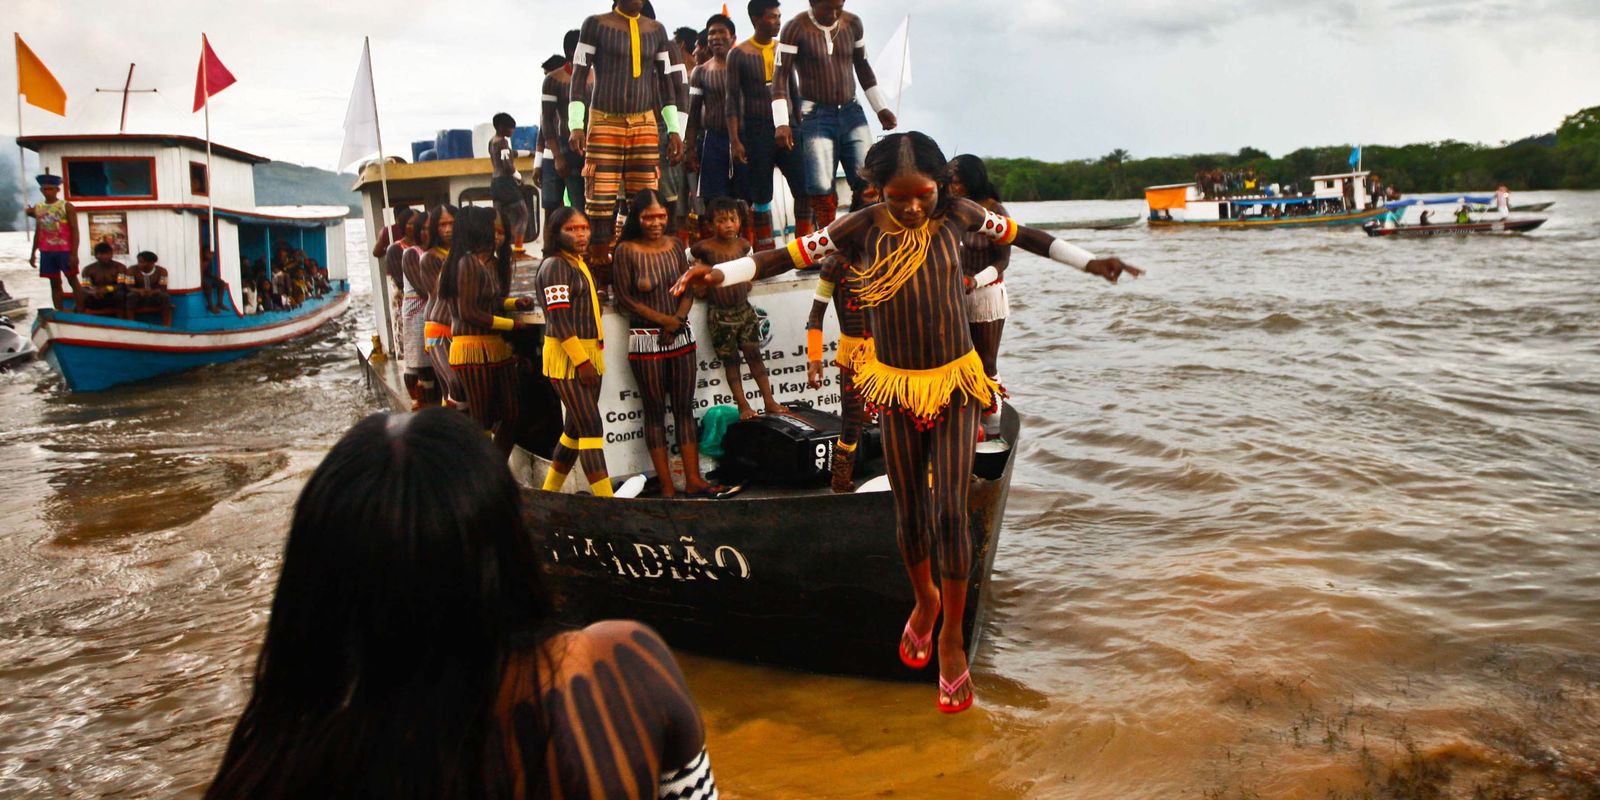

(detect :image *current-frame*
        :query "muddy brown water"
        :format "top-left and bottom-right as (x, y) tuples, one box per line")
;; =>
(2, 196), (1597, 798)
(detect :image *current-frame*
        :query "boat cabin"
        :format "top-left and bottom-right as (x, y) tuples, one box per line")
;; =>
(19, 134), (349, 318)
(1309, 171), (1378, 210)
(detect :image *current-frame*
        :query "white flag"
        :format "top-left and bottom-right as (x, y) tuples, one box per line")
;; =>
(338, 38), (382, 173)
(874, 16), (912, 102)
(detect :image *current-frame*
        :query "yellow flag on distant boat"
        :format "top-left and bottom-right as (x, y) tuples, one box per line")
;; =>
(15, 34), (68, 116)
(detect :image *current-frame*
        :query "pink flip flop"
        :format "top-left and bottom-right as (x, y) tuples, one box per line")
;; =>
(899, 620), (933, 670)
(938, 669), (974, 714)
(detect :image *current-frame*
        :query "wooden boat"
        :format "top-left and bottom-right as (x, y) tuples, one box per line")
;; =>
(0, 295), (28, 318)
(1036, 216), (1142, 231)
(1145, 171), (1394, 229)
(1511, 202), (1554, 212)
(1364, 218), (1547, 237)
(21, 134), (351, 391)
(523, 404), (1019, 680)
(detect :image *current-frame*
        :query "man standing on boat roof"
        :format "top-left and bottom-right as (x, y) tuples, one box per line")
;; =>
(540, 31), (589, 228)
(725, 0), (813, 252)
(568, 0), (692, 272)
(27, 173), (83, 311)
(771, 0), (898, 230)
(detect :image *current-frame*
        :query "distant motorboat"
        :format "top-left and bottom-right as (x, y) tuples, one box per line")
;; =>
(1144, 170), (1394, 229)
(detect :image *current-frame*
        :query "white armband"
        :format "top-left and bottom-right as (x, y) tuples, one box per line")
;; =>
(1048, 238), (1097, 272)
(865, 85), (889, 114)
(540, 94), (558, 104)
(771, 100), (791, 128)
(541, 149), (555, 160)
(573, 42), (595, 66)
(715, 257), (758, 287)
(971, 266), (999, 289)
(514, 149), (532, 158)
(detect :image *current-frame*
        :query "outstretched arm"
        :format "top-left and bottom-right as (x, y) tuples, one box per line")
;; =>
(954, 198), (1143, 283)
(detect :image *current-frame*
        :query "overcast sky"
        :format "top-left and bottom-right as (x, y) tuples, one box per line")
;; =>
(6, 0), (1598, 172)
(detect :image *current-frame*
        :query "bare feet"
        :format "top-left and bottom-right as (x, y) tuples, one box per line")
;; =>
(763, 400), (793, 416)
(737, 404), (758, 421)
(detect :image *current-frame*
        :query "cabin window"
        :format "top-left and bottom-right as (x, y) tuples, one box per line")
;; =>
(63, 157), (157, 200)
(1324, 180), (1334, 190)
(190, 162), (209, 196)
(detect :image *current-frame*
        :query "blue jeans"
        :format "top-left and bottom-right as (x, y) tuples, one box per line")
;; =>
(798, 99), (871, 197)
(698, 129), (742, 201)
(735, 116), (807, 214)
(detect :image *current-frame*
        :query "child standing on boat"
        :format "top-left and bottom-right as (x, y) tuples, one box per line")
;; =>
(692, 197), (785, 421)
(28, 174), (82, 311)
(488, 113), (533, 258)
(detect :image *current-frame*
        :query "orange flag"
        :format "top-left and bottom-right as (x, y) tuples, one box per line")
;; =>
(193, 34), (237, 112)
(15, 34), (68, 116)
(722, 3), (730, 15)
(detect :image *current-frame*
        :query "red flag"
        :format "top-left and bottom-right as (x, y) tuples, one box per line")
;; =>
(192, 34), (237, 112)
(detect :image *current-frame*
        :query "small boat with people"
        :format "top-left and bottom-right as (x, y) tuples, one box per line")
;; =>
(1363, 194), (1548, 237)
(22, 134), (351, 391)
(1145, 169), (1394, 229)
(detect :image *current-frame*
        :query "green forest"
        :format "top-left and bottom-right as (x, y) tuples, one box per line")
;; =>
(986, 105), (1600, 202)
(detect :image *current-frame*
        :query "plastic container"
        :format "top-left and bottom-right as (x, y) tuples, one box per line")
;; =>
(434, 128), (473, 160)
(417, 148), (438, 162)
(472, 123), (495, 159)
(410, 140), (433, 162)
(512, 125), (540, 153)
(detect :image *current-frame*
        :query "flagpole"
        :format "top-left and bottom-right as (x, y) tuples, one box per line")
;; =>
(15, 35), (31, 241)
(895, 16), (910, 120)
(365, 38), (392, 228)
(202, 35), (216, 275)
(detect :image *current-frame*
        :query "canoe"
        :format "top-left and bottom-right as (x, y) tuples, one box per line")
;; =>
(1364, 218), (1547, 237)
(1512, 202), (1554, 212)
(521, 404), (1020, 680)
(1037, 216), (1142, 231)
(0, 295), (29, 318)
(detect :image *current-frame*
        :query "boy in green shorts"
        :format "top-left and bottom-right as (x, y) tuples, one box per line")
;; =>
(691, 196), (787, 419)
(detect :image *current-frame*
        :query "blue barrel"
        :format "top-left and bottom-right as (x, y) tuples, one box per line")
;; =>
(435, 128), (474, 160)
(512, 125), (540, 153)
(410, 140), (433, 162)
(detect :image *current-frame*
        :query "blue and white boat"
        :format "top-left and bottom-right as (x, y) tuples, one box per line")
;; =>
(22, 134), (350, 391)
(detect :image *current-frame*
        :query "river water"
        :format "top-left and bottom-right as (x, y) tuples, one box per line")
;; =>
(1, 196), (1597, 798)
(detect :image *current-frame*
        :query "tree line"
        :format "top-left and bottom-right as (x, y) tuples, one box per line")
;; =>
(985, 105), (1600, 202)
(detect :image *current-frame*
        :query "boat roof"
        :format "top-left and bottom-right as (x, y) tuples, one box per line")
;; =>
(1309, 171), (1371, 180)
(351, 156), (535, 191)
(255, 205), (353, 221)
(17, 134), (270, 165)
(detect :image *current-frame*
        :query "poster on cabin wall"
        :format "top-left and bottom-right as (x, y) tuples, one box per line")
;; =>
(87, 213), (130, 257)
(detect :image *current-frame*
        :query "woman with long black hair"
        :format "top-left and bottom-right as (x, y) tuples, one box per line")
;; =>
(204, 409), (716, 798)
(947, 154), (1011, 436)
(611, 188), (723, 498)
(536, 207), (613, 497)
(438, 206), (532, 455)
(420, 204), (461, 407)
(677, 131), (1142, 713)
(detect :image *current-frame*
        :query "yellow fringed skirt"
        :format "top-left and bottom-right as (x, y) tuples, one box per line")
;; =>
(836, 334), (874, 373)
(852, 348), (1000, 427)
(449, 334), (514, 366)
(543, 337), (606, 380)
